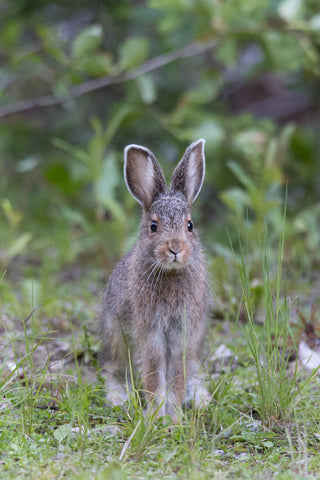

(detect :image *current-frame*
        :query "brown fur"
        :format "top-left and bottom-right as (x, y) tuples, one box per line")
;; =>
(99, 139), (211, 422)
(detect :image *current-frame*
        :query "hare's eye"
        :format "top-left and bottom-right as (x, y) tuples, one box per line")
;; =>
(150, 221), (158, 233)
(187, 220), (193, 232)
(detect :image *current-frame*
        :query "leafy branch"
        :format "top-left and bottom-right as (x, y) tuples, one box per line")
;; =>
(0, 39), (218, 120)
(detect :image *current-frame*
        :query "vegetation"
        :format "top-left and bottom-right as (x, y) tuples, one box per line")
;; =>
(1, 0), (320, 478)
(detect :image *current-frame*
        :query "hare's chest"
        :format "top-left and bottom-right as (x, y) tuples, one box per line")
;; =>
(154, 303), (184, 331)
(134, 294), (187, 329)
(133, 270), (202, 329)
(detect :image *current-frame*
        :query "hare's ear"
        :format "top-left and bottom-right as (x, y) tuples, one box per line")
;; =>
(169, 139), (205, 205)
(124, 144), (167, 210)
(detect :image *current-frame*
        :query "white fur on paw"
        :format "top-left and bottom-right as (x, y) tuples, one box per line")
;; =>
(105, 381), (128, 407)
(184, 379), (211, 408)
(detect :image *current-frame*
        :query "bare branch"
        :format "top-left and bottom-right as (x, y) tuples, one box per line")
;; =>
(0, 39), (218, 120)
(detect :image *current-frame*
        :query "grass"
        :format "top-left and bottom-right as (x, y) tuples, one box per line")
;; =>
(1, 235), (320, 479)
(237, 221), (305, 427)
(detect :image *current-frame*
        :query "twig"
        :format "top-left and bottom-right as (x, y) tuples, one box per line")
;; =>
(23, 303), (42, 325)
(0, 39), (218, 120)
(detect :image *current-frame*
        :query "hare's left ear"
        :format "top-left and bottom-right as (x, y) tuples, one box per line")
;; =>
(124, 144), (167, 210)
(169, 139), (205, 206)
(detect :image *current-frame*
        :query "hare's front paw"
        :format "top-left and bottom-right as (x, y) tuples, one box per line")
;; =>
(184, 378), (211, 409)
(106, 388), (128, 407)
(104, 378), (129, 407)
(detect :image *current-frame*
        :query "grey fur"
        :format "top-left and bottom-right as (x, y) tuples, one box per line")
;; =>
(99, 139), (211, 422)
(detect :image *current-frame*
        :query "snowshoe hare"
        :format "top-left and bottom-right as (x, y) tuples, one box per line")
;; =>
(99, 139), (211, 422)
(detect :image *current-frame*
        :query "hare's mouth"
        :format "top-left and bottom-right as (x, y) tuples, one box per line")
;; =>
(155, 244), (189, 270)
(162, 261), (184, 271)
(161, 252), (187, 270)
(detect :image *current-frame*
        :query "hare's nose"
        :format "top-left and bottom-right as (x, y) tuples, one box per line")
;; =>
(169, 239), (182, 254)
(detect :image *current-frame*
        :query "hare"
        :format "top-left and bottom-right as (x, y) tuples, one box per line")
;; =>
(99, 139), (211, 422)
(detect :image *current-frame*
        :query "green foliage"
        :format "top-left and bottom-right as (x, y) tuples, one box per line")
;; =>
(118, 36), (149, 71)
(0, 0), (319, 276)
(2, 303), (320, 478)
(1, 1), (320, 477)
(72, 25), (104, 59)
(237, 225), (314, 426)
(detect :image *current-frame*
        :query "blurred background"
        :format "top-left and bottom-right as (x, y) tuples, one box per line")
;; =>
(1, 0), (320, 321)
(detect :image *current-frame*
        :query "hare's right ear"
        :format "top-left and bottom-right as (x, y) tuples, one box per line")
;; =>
(169, 139), (205, 206)
(124, 144), (167, 210)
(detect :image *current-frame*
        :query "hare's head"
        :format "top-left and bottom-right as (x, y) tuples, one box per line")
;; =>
(124, 139), (205, 270)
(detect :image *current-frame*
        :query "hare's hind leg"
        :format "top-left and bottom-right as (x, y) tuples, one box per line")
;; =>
(100, 317), (133, 407)
(101, 360), (130, 407)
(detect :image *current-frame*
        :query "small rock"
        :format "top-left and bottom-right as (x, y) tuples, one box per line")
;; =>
(298, 340), (320, 371)
(55, 452), (65, 460)
(210, 344), (238, 373)
(234, 452), (250, 460)
(213, 449), (225, 456)
(246, 422), (261, 432)
(0, 400), (13, 412)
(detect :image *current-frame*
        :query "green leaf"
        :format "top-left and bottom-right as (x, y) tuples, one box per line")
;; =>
(220, 187), (251, 216)
(227, 161), (255, 192)
(54, 424), (72, 443)
(118, 36), (149, 71)
(61, 208), (89, 231)
(192, 120), (224, 147)
(52, 138), (88, 164)
(262, 440), (274, 448)
(5, 233), (32, 263)
(101, 104), (132, 146)
(73, 53), (113, 76)
(136, 74), (157, 104)
(184, 79), (222, 106)
(310, 14), (320, 31)
(265, 124), (295, 168)
(45, 163), (77, 194)
(94, 153), (121, 210)
(216, 39), (238, 66)
(1, 199), (22, 228)
(277, 0), (302, 21)
(72, 24), (103, 58)
(16, 156), (39, 173)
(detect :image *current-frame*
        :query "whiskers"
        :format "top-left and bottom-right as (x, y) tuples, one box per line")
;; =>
(188, 259), (217, 308)
(135, 259), (165, 306)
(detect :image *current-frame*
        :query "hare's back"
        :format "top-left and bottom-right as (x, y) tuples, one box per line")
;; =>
(102, 248), (136, 323)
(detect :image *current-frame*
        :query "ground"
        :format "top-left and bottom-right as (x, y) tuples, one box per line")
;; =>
(1, 258), (320, 480)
